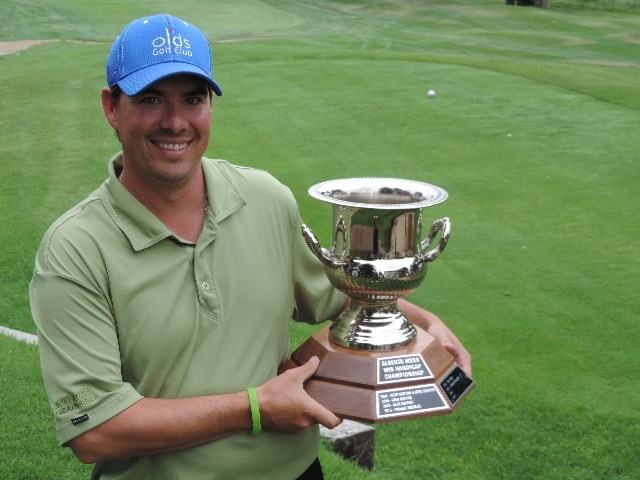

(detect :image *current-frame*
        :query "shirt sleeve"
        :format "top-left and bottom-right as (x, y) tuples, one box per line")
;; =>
(30, 237), (142, 446)
(291, 208), (347, 324)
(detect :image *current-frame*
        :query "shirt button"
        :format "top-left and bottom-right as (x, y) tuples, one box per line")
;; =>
(201, 282), (210, 291)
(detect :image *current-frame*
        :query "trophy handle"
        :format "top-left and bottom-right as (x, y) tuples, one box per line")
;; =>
(301, 224), (345, 269)
(419, 217), (451, 262)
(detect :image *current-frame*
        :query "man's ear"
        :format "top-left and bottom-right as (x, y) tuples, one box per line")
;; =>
(101, 87), (119, 131)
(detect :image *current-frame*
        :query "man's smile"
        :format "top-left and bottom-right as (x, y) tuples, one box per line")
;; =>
(153, 141), (190, 151)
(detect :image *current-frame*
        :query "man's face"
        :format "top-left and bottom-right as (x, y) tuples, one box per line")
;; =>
(102, 74), (213, 186)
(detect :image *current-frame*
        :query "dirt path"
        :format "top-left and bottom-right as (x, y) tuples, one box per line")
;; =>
(0, 39), (55, 55)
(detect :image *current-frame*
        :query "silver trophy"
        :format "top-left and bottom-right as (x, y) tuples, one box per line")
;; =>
(293, 177), (474, 423)
(302, 177), (451, 351)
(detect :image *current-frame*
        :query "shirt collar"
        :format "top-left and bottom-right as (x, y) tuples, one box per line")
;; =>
(100, 153), (246, 251)
(201, 156), (246, 224)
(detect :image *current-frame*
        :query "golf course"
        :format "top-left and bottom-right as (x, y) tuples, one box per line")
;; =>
(1, 0), (638, 478)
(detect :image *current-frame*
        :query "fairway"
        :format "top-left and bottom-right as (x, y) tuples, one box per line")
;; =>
(1, 1), (639, 479)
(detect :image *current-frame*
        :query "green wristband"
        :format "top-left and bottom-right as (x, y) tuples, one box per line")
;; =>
(247, 387), (261, 435)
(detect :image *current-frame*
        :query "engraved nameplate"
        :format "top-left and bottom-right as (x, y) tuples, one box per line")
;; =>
(376, 385), (448, 419)
(440, 366), (474, 406)
(377, 354), (433, 385)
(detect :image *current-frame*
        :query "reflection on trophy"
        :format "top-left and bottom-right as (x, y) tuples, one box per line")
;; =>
(292, 178), (474, 423)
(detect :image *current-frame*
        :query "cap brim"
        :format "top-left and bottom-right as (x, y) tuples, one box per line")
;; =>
(116, 62), (222, 97)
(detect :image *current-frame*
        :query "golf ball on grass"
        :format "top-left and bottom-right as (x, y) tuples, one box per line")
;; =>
(427, 89), (437, 98)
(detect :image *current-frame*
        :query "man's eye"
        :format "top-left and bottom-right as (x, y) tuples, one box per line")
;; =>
(185, 96), (205, 106)
(140, 96), (159, 104)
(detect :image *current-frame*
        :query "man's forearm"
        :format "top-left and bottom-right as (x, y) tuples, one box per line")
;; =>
(68, 391), (252, 463)
(68, 357), (341, 464)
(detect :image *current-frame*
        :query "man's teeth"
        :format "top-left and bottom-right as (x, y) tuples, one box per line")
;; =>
(157, 142), (188, 151)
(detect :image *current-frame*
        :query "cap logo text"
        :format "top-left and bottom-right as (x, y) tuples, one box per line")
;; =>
(152, 29), (193, 57)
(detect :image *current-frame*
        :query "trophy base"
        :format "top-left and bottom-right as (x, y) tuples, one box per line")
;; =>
(291, 324), (474, 424)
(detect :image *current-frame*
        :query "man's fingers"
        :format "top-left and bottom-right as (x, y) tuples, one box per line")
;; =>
(291, 357), (341, 428)
(309, 398), (342, 429)
(296, 358), (342, 428)
(443, 343), (473, 377)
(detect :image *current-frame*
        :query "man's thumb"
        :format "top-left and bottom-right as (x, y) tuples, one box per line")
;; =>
(298, 356), (321, 380)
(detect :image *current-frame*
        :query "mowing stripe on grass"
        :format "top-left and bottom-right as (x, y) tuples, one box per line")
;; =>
(0, 325), (38, 345)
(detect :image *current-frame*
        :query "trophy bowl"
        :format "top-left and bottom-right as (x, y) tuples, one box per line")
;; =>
(302, 178), (451, 351)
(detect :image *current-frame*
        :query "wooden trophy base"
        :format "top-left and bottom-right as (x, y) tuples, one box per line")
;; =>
(291, 324), (474, 424)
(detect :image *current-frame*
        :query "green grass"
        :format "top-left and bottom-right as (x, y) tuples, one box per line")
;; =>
(0, 336), (91, 478)
(1, 0), (639, 478)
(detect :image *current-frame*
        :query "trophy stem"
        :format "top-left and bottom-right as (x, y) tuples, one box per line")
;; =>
(329, 301), (417, 351)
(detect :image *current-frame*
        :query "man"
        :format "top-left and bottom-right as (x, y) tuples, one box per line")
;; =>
(30, 14), (471, 480)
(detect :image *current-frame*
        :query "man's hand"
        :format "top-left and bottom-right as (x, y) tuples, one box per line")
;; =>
(398, 299), (473, 376)
(258, 357), (341, 433)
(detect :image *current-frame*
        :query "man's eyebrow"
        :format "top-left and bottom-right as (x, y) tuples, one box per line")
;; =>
(135, 87), (163, 98)
(184, 87), (210, 97)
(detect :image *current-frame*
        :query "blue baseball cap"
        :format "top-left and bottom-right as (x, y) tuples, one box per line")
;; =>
(107, 14), (222, 96)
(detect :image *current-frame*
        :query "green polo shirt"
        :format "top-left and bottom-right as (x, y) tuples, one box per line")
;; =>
(29, 154), (346, 480)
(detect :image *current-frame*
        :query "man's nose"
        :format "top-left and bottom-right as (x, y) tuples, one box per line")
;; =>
(159, 103), (189, 133)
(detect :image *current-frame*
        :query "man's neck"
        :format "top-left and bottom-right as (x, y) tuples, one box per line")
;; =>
(119, 165), (208, 243)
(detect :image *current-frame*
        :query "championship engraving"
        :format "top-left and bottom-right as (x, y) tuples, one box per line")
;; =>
(377, 354), (433, 385)
(377, 385), (448, 419)
(440, 366), (475, 406)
